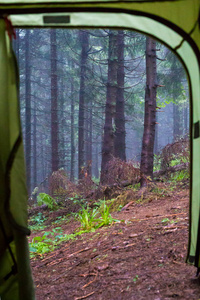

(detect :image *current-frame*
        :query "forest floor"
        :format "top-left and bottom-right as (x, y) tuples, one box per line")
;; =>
(29, 181), (200, 300)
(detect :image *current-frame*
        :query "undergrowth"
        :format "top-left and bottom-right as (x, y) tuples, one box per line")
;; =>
(29, 200), (121, 258)
(77, 201), (120, 231)
(29, 227), (85, 258)
(29, 212), (47, 231)
(37, 193), (58, 210)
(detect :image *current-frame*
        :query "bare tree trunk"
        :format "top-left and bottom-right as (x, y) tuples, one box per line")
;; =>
(50, 29), (59, 173)
(114, 30), (126, 161)
(33, 99), (37, 190)
(93, 138), (99, 179)
(70, 70), (75, 182)
(85, 101), (93, 176)
(100, 30), (118, 184)
(25, 30), (31, 195)
(154, 122), (159, 155)
(140, 37), (157, 187)
(173, 102), (182, 140)
(78, 30), (89, 179)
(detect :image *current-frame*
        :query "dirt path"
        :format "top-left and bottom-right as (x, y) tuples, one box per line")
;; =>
(31, 185), (200, 300)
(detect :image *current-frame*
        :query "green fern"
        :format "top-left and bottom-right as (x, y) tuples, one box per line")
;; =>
(37, 193), (58, 210)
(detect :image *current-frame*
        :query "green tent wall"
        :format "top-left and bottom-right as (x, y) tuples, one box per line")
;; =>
(0, 1), (199, 299)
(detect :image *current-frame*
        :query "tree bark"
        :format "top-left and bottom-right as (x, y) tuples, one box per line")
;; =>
(25, 30), (31, 195)
(140, 37), (157, 187)
(70, 67), (75, 182)
(93, 138), (99, 179)
(114, 30), (126, 161)
(78, 30), (89, 179)
(85, 101), (93, 176)
(33, 99), (37, 190)
(100, 30), (118, 183)
(173, 102), (182, 140)
(50, 29), (59, 173)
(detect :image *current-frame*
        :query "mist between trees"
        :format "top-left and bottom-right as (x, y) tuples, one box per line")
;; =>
(12, 28), (189, 196)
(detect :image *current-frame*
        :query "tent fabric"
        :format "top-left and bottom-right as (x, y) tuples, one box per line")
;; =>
(0, 18), (35, 300)
(0, 0), (199, 299)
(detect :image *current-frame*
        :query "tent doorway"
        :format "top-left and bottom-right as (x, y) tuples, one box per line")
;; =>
(0, 2), (199, 299)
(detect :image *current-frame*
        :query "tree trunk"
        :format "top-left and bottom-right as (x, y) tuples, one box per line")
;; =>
(154, 122), (159, 155)
(25, 30), (31, 195)
(78, 30), (89, 179)
(100, 30), (118, 184)
(184, 104), (188, 135)
(33, 99), (37, 190)
(58, 77), (65, 170)
(85, 101), (93, 176)
(70, 71), (75, 182)
(173, 102), (182, 140)
(50, 29), (59, 173)
(140, 37), (157, 187)
(93, 138), (99, 179)
(114, 30), (126, 161)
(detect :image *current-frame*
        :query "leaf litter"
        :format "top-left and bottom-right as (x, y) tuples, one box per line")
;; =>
(30, 182), (200, 300)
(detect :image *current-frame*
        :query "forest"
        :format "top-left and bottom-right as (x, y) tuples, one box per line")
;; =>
(13, 29), (198, 300)
(13, 28), (189, 196)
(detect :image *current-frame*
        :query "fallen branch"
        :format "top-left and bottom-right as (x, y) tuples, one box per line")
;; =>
(74, 291), (95, 300)
(121, 201), (134, 211)
(129, 212), (187, 222)
(68, 247), (91, 257)
(45, 247), (91, 267)
(82, 272), (98, 289)
(47, 257), (64, 267)
(163, 225), (187, 230)
(172, 260), (185, 265)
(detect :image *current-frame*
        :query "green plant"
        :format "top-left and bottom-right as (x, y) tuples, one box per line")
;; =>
(170, 153), (189, 167)
(52, 215), (71, 225)
(92, 177), (100, 184)
(37, 193), (58, 210)
(77, 201), (120, 231)
(133, 183), (140, 190)
(69, 195), (87, 207)
(29, 212), (47, 231)
(161, 218), (170, 223)
(169, 170), (189, 182)
(153, 154), (162, 172)
(117, 204), (123, 211)
(133, 275), (139, 282)
(29, 227), (81, 258)
(30, 212), (47, 225)
(77, 206), (99, 231)
(93, 198), (107, 208)
(29, 235), (55, 256)
(97, 200), (118, 227)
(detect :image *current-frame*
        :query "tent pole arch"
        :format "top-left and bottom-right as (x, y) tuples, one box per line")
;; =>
(0, 1), (199, 299)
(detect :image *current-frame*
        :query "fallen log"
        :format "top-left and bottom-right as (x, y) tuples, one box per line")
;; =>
(86, 163), (189, 200)
(153, 162), (189, 178)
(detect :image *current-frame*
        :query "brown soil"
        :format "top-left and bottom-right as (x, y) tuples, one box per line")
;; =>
(30, 182), (200, 300)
